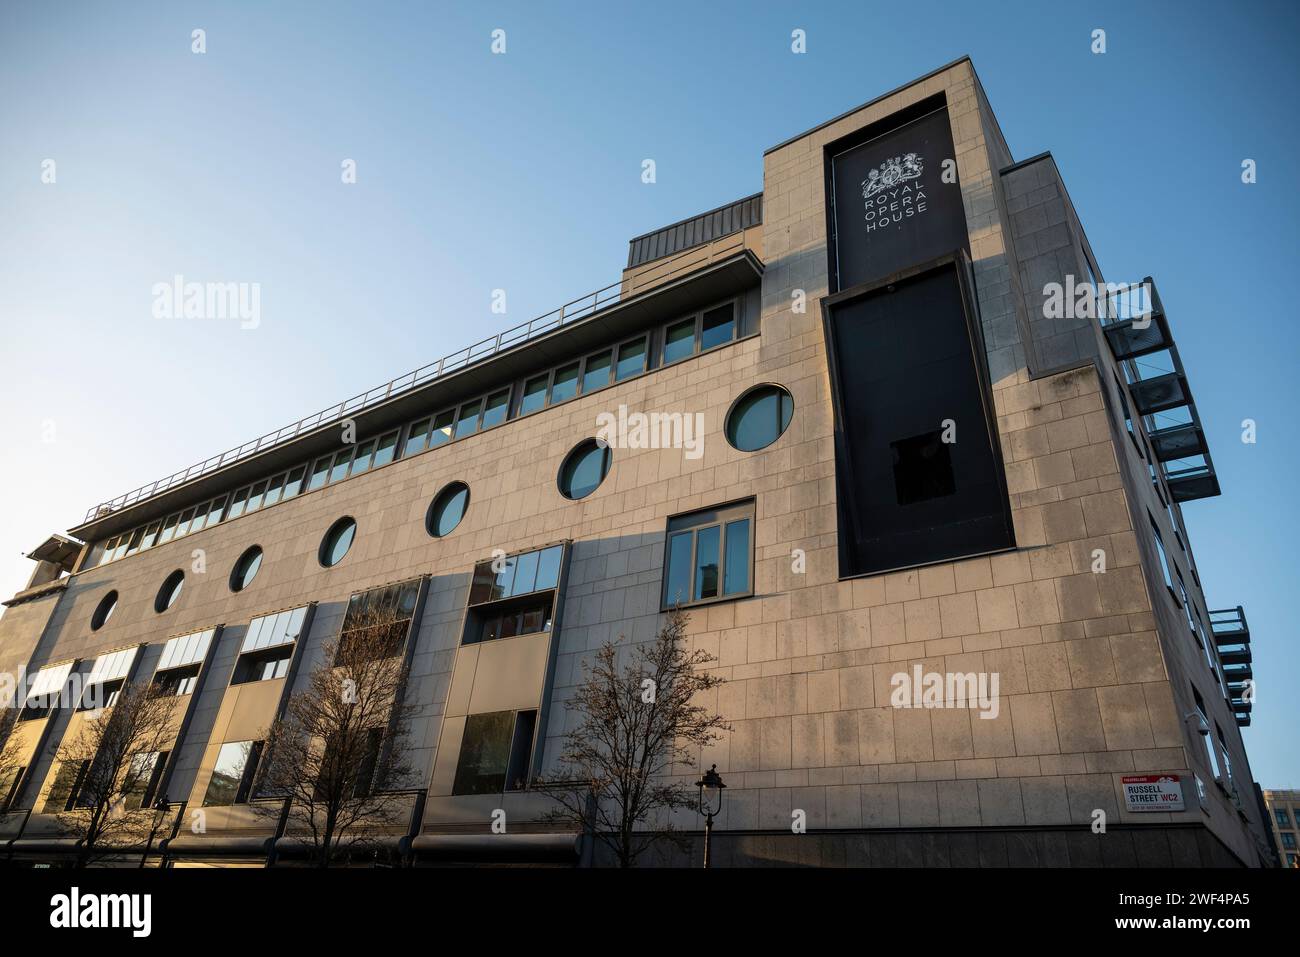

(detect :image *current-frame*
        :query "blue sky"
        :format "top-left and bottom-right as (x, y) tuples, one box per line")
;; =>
(1, 1), (1296, 786)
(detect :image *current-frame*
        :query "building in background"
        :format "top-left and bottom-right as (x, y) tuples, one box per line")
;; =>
(1263, 790), (1300, 868)
(0, 57), (1276, 867)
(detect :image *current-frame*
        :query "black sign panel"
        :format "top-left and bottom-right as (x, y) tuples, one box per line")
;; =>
(829, 107), (968, 291)
(823, 260), (1014, 577)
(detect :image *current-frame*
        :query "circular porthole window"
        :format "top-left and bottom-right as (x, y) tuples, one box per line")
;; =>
(725, 384), (794, 452)
(155, 570), (184, 613)
(229, 546), (264, 592)
(558, 439), (611, 500)
(426, 482), (470, 538)
(319, 517), (357, 568)
(90, 590), (118, 631)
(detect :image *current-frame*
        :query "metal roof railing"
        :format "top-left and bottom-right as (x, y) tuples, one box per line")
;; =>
(82, 233), (750, 525)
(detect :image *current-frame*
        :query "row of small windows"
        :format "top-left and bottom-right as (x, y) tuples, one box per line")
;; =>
(88, 380), (793, 628)
(93, 299), (746, 570)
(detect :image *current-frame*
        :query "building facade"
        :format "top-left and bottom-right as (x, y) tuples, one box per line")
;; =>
(1263, 790), (1300, 868)
(0, 58), (1275, 867)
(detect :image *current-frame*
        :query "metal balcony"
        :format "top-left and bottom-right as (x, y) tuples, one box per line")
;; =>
(1100, 278), (1173, 359)
(1211, 606), (1254, 727)
(1101, 277), (1219, 503)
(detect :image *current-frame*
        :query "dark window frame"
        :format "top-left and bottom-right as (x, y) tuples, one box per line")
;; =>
(661, 499), (756, 610)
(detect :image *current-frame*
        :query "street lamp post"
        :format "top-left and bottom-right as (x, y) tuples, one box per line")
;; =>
(695, 764), (725, 869)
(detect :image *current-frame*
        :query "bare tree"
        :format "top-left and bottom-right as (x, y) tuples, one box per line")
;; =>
(0, 708), (24, 811)
(52, 681), (177, 866)
(255, 611), (417, 868)
(539, 609), (728, 867)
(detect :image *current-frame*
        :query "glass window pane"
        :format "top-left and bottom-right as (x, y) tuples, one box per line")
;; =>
(159, 513), (180, 543)
(512, 550), (539, 596)
(283, 468), (305, 499)
(263, 475), (285, 507)
(429, 484), (469, 537)
(350, 439), (376, 476)
(452, 711), (515, 796)
(694, 525), (721, 600)
(534, 546), (563, 591)
(430, 411), (455, 448)
(204, 741), (252, 806)
(246, 482), (267, 512)
(329, 451), (352, 483)
(701, 303), (735, 350)
(176, 509), (195, 538)
(550, 362), (579, 404)
(723, 519), (751, 595)
(373, 431), (398, 466)
(404, 418), (431, 456)
(494, 555), (517, 601)
(616, 338), (647, 380)
(482, 389), (510, 429)
(581, 351), (611, 393)
(455, 400), (482, 438)
(560, 442), (609, 499)
(141, 522), (162, 549)
(307, 457), (331, 491)
(727, 385), (794, 452)
(520, 374), (549, 415)
(663, 318), (696, 364)
(666, 531), (694, 606)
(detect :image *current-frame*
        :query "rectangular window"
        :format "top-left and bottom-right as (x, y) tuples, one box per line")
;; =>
(550, 362), (580, 404)
(140, 522), (163, 550)
(616, 337), (647, 381)
(1216, 726), (1233, 790)
(506, 710), (537, 792)
(468, 544), (564, 605)
(581, 350), (612, 393)
(307, 456), (331, 492)
(154, 664), (199, 697)
(232, 646), (293, 684)
(350, 438), (377, 476)
(662, 501), (755, 608)
(124, 751), (169, 810)
(404, 417), (432, 456)
(663, 317), (696, 364)
(476, 600), (553, 643)
(455, 399), (482, 439)
(246, 482), (268, 513)
(373, 430), (399, 467)
(124, 527), (145, 556)
(176, 507), (195, 538)
(452, 711), (514, 796)
(1284, 834), (1298, 850)
(1, 766), (23, 811)
(452, 711), (536, 796)
(700, 302), (735, 350)
(189, 506), (208, 535)
(482, 389), (510, 429)
(43, 760), (89, 813)
(1149, 513), (1179, 606)
(329, 450), (352, 484)
(203, 741), (263, 806)
(159, 512), (180, 543)
(520, 374), (549, 415)
(263, 474), (285, 507)
(1278, 809), (1293, 828)
(283, 468), (305, 500)
(1192, 687), (1221, 783)
(429, 410), (455, 448)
